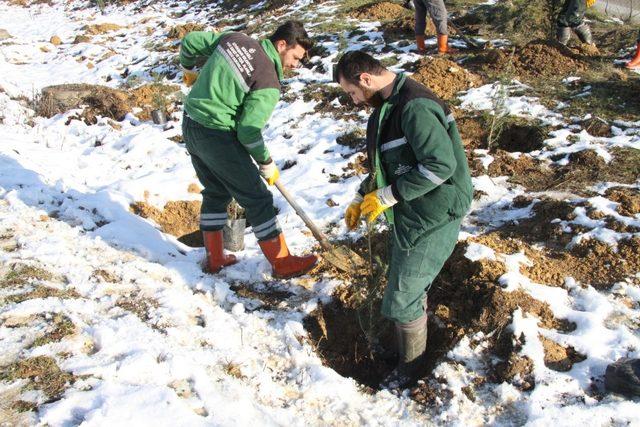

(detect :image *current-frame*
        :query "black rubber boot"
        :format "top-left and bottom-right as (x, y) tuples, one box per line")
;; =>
(380, 314), (428, 389)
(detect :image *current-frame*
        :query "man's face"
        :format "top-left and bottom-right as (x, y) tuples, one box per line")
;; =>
(338, 76), (382, 108)
(275, 41), (307, 70)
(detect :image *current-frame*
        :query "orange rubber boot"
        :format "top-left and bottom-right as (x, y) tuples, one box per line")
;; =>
(416, 35), (426, 53)
(627, 43), (640, 69)
(437, 34), (450, 54)
(203, 230), (238, 273)
(258, 233), (318, 279)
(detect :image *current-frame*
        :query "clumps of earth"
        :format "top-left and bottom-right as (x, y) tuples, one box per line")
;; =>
(470, 40), (589, 80)
(408, 57), (483, 100)
(471, 148), (640, 196)
(130, 200), (201, 246)
(37, 83), (181, 124)
(351, 2), (409, 21)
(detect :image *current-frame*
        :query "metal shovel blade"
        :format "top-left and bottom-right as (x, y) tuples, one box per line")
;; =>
(322, 244), (367, 274)
(273, 180), (366, 275)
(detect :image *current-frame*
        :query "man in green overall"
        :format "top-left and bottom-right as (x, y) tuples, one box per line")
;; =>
(334, 51), (473, 388)
(180, 21), (318, 279)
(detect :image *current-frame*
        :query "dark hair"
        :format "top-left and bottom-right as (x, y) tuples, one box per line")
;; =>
(333, 51), (386, 85)
(269, 20), (314, 51)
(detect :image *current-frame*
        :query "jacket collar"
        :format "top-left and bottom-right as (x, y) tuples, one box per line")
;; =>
(260, 39), (284, 81)
(385, 72), (406, 105)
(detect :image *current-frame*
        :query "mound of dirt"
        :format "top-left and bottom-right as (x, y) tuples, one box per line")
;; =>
(409, 57), (483, 100)
(336, 128), (366, 150)
(0, 29), (12, 40)
(39, 83), (180, 124)
(582, 117), (612, 137)
(497, 197), (577, 249)
(167, 23), (205, 40)
(82, 23), (123, 35)
(490, 332), (535, 390)
(472, 40), (588, 81)
(482, 148), (640, 196)
(481, 151), (556, 191)
(128, 84), (180, 121)
(476, 231), (640, 290)
(515, 40), (587, 78)
(40, 84), (130, 122)
(351, 2), (410, 21)
(381, 15), (424, 41)
(605, 187), (640, 217)
(130, 201), (200, 242)
(456, 114), (489, 149)
(540, 335), (586, 372)
(300, 83), (362, 120)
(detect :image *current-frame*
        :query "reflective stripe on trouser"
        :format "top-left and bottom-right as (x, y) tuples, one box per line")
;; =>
(381, 218), (461, 324)
(182, 114), (280, 240)
(413, 0), (448, 36)
(557, 0), (586, 28)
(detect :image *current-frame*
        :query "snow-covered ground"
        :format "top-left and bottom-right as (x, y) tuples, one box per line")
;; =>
(0, 0), (639, 425)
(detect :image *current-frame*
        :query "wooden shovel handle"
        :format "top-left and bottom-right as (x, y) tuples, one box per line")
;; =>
(274, 180), (333, 252)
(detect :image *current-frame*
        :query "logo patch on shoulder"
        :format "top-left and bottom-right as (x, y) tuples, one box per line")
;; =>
(395, 164), (412, 176)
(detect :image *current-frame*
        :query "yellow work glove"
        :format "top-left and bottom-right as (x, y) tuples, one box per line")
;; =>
(345, 194), (364, 230)
(182, 65), (199, 87)
(586, 0), (596, 7)
(259, 159), (280, 186)
(361, 186), (398, 224)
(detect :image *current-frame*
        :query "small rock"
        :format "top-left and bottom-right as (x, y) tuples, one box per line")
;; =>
(583, 117), (611, 138)
(73, 35), (92, 44)
(50, 35), (62, 45)
(0, 29), (12, 40)
(605, 358), (640, 397)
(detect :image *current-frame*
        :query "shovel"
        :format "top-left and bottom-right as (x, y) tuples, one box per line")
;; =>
(448, 22), (489, 51)
(274, 180), (366, 275)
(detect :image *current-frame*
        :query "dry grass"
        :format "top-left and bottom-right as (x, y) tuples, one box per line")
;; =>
(222, 360), (245, 379)
(4, 286), (80, 305)
(0, 356), (75, 401)
(0, 385), (32, 424)
(1, 264), (54, 288)
(29, 314), (76, 348)
(116, 293), (158, 322)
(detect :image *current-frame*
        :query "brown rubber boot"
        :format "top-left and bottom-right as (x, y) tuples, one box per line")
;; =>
(203, 230), (238, 273)
(437, 34), (456, 54)
(627, 43), (640, 69)
(415, 34), (426, 53)
(258, 233), (318, 279)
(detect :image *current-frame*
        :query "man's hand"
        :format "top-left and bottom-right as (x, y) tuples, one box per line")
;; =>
(345, 194), (364, 230)
(259, 159), (280, 186)
(361, 186), (398, 223)
(182, 65), (199, 87)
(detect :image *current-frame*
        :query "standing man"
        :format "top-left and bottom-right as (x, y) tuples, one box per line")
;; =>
(180, 21), (318, 279)
(412, 0), (454, 54)
(334, 51), (472, 388)
(626, 31), (640, 69)
(556, 0), (595, 46)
